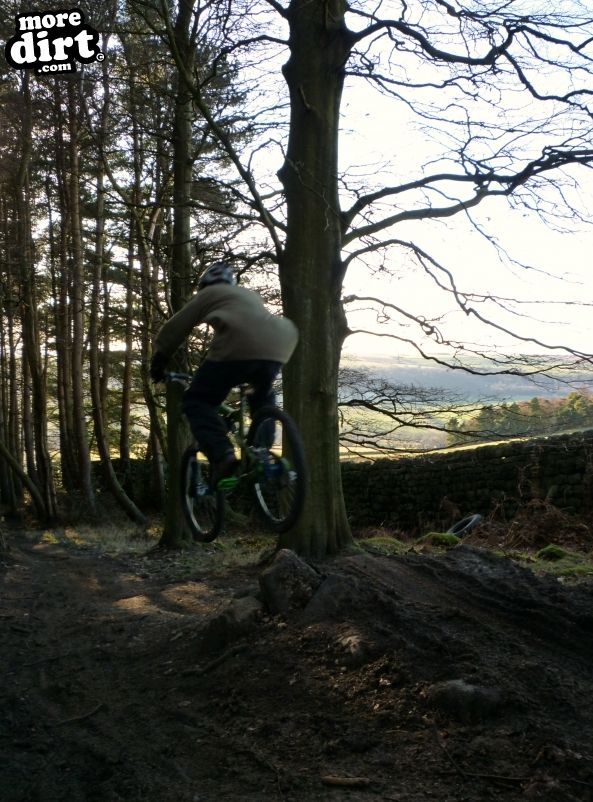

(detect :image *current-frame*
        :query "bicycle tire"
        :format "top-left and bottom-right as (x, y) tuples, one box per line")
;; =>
(246, 406), (306, 532)
(180, 445), (224, 542)
(447, 514), (483, 537)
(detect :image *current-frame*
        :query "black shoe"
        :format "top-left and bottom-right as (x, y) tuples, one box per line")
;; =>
(210, 452), (239, 489)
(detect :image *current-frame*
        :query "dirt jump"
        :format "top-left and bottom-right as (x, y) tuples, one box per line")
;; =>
(1, 525), (593, 802)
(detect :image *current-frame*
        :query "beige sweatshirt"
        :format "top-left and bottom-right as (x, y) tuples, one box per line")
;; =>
(154, 284), (298, 363)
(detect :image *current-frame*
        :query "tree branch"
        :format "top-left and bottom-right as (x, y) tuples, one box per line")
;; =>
(155, 0), (284, 259)
(349, 10), (515, 66)
(344, 188), (494, 244)
(343, 146), (593, 244)
(344, 293), (593, 368)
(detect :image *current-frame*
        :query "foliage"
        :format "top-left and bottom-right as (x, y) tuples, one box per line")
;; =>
(416, 532), (461, 549)
(2, 1), (593, 556)
(447, 391), (593, 445)
(536, 544), (569, 562)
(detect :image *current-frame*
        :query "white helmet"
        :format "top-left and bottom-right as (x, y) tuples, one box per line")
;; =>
(198, 261), (236, 289)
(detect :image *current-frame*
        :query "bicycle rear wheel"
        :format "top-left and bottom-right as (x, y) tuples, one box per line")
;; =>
(180, 445), (224, 542)
(246, 406), (306, 532)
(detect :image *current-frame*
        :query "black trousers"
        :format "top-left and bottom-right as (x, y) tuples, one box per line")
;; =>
(181, 359), (281, 462)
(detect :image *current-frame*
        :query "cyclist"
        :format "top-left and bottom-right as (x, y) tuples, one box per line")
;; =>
(150, 262), (298, 487)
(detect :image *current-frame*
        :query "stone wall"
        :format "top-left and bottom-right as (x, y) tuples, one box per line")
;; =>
(341, 429), (593, 534)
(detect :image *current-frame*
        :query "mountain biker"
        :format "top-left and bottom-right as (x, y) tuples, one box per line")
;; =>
(149, 261), (298, 487)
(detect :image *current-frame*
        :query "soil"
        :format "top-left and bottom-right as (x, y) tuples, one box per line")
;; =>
(2, 526), (593, 802)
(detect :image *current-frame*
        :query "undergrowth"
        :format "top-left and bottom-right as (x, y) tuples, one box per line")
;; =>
(8, 494), (593, 586)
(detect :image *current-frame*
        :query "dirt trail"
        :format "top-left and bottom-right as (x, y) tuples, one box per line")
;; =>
(1, 532), (593, 802)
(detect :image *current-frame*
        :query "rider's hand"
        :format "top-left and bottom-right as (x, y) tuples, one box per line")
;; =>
(149, 352), (168, 382)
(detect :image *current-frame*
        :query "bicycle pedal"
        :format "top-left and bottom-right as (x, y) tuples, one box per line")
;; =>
(217, 476), (239, 491)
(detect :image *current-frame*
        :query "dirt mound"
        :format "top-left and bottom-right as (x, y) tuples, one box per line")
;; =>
(2, 533), (593, 801)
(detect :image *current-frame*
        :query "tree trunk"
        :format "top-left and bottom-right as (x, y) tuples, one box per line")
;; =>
(119, 213), (135, 473)
(158, 1), (195, 548)
(278, 0), (354, 556)
(49, 98), (78, 493)
(87, 55), (146, 525)
(7, 246), (22, 507)
(0, 273), (17, 513)
(15, 73), (56, 523)
(124, 50), (169, 508)
(0, 436), (48, 521)
(21, 358), (37, 488)
(147, 428), (166, 510)
(67, 79), (96, 514)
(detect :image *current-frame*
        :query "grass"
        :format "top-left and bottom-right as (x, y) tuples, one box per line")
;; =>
(530, 545), (593, 580)
(414, 532), (462, 549)
(357, 534), (406, 556)
(483, 543), (593, 582)
(355, 523), (593, 585)
(40, 522), (159, 554)
(34, 518), (275, 582)
(27, 511), (593, 586)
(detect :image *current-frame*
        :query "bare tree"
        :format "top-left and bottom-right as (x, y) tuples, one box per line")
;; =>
(152, 0), (593, 556)
(2, 0), (591, 548)
(338, 366), (486, 457)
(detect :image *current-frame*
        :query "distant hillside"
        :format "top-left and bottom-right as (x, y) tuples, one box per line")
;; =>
(342, 353), (592, 402)
(447, 392), (593, 446)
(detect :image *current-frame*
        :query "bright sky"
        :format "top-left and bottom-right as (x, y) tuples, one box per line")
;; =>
(336, 52), (593, 361)
(188, 1), (593, 368)
(235, 3), (593, 364)
(340, 195), (593, 359)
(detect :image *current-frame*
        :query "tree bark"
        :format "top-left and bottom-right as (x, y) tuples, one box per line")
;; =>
(0, 436), (47, 521)
(6, 237), (22, 507)
(0, 253), (18, 513)
(67, 79), (96, 514)
(278, 0), (354, 556)
(158, 0), (196, 548)
(15, 73), (56, 523)
(49, 106), (78, 492)
(87, 53), (146, 525)
(119, 212), (135, 474)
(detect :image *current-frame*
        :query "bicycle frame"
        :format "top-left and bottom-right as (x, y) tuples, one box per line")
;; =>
(165, 370), (306, 538)
(164, 373), (256, 491)
(217, 385), (256, 490)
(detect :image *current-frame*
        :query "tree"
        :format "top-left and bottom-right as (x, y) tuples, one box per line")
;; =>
(445, 390), (593, 444)
(155, 0), (593, 556)
(338, 366), (477, 455)
(85, 21), (147, 525)
(158, 0), (197, 547)
(557, 391), (593, 430)
(2, 1), (592, 548)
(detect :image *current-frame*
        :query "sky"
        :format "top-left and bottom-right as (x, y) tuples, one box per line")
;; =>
(234, 1), (593, 366)
(334, 35), (593, 362)
(7, 1), (589, 370)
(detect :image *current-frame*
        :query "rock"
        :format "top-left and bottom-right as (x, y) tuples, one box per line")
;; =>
(201, 595), (262, 652)
(301, 574), (361, 624)
(427, 679), (505, 723)
(337, 632), (373, 667)
(258, 549), (323, 616)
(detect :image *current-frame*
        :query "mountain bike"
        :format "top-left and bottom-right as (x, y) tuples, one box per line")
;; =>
(164, 372), (306, 542)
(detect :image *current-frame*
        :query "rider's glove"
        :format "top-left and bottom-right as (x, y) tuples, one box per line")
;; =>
(149, 352), (168, 382)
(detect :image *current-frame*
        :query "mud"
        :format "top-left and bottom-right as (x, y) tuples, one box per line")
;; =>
(1, 532), (593, 801)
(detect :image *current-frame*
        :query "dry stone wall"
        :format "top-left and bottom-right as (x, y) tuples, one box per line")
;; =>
(341, 429), (593, 535)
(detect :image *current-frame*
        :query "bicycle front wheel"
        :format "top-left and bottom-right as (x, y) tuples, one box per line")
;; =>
(180, 445), (224, 542)
(246, 406), (306, 532)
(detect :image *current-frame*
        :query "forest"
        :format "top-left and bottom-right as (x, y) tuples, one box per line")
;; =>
(1, 0), (593, 557)
(446, 391), (593, 446)
(3, 5), (593, 800)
